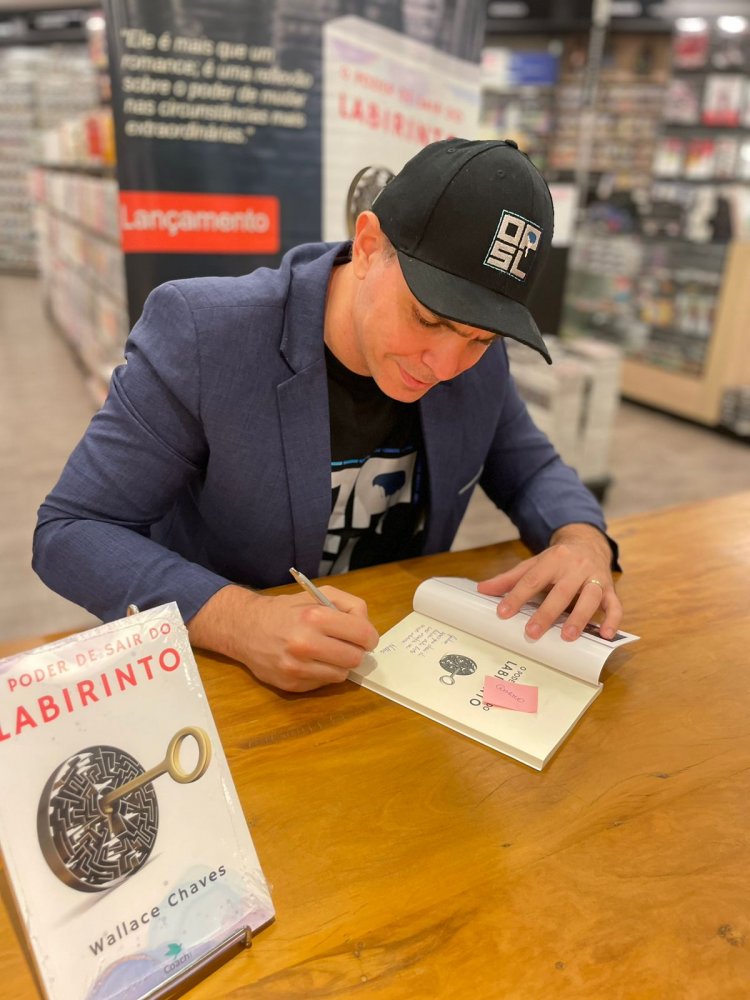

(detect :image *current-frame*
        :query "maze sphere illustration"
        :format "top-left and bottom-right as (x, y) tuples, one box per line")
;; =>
(439, 653), (478, 685)
(37, 728), (211, 893)
(37, 746), (159, 892)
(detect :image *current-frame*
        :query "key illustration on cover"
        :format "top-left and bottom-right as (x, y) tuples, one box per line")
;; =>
(37, 726), (211, 892)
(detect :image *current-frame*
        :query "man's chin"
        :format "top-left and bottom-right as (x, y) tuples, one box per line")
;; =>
(369, 361), (438, 401)
(381, 380), (433, 402)
(395, 365), (437, 396)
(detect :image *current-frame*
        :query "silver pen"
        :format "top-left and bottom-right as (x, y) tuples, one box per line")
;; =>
(289, 567), (337, 609)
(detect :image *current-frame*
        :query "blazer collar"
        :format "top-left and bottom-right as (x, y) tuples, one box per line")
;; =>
(276, 243), (347, 576)
(280, 242), (350, 373)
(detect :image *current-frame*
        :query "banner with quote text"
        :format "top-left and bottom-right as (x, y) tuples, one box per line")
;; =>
(105, 0), (486, 325)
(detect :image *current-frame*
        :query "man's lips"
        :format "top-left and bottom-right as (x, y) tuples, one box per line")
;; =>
(397, 365), (437, 390)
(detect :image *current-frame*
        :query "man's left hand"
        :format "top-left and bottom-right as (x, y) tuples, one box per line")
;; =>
(477, 523), (622, 642)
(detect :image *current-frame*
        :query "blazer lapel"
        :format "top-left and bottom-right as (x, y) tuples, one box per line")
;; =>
(276, 362), (332, 578)
(276, 248), (340, 578)
(420, 382), (467, 552)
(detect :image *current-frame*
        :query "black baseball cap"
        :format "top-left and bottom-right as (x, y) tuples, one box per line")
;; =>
(371, 138), (555, 364)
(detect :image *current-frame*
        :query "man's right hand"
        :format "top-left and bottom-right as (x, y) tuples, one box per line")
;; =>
(188, 583), (379, 692)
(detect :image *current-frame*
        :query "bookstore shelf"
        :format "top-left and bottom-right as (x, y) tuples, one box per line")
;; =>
(32, 161), (127, 406)
(0, 45), (99, 274)
(563, 232), (750, 429)
(616, 34), (749, 430)
(555, 24), (750, 434)
(619, 240), (750, 428)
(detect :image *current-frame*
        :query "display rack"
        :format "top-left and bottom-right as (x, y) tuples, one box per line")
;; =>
(479, 46), (559, 172)
(480, 84), (555, 171)
(0, 54), (38, 272)
(560, 23), (750, 433)
(563, 227), (750, 427)
(608, 39), (750, 429)
(619, 240), (750, 426)
(549, 33), (671, 189)
(0, 45), (98, 274)
(31, 162), (127, 405)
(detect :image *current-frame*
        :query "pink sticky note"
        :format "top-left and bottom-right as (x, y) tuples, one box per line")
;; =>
(483, 676), (539, 714)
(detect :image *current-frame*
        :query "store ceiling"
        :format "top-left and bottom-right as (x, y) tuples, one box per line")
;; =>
(0, 0), (747, 27)
(0, 3), (96, 44)
(0, 1), (94, 12)
(0, 1), (96, 9)
(486, 0), (750, 31)
(1, 0), (747, 10)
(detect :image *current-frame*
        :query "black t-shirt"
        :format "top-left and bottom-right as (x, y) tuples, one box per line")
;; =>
(319, 347), (427, 575)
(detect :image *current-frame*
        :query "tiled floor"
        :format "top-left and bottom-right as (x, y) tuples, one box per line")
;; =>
(1, 273), (748, 643)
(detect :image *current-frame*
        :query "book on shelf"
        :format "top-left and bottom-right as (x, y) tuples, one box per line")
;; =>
(702, 74), (744, 127)
(653, 136), (686, 178)
(664, 77), (701, 125)
(709, 32), (748, 74)
(683, 138), (717, 180)
(713, 137), (739, 180)
(0, 603), (274, 1000)
(738, 140), (750, 181)
(671, 30), (709, 70)
(350, 577), (639, 771)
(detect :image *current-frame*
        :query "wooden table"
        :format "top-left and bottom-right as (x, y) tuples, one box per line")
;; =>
(2, 492), (750, 999)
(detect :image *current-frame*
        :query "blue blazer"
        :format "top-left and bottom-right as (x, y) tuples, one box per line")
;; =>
(34, 242), (612, 625)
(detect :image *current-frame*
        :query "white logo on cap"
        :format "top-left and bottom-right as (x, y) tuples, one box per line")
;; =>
(484, 211), (542, 281)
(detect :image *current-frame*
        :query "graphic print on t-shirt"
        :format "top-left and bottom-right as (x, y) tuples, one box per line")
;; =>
(320, 446), (425, 575)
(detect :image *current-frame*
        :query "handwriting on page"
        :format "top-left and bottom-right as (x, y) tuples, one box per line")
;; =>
(397, 623), (459, 657)
(482, 676), (539, 714)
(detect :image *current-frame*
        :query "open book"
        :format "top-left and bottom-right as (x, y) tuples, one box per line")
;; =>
(350, 577), (639, 770)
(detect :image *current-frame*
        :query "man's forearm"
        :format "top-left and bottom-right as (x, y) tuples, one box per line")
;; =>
(188, 584), (261, 662)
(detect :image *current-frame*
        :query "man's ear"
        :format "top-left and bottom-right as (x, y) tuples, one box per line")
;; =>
(351, 211), (384, 278)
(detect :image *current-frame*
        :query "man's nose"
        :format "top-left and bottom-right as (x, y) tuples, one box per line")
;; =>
(422, 338), (472, 382)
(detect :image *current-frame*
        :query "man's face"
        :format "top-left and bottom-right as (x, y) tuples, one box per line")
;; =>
(347, 222), (499, 403)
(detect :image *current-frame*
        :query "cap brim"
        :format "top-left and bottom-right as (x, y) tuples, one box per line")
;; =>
(396, 250), (552, 365)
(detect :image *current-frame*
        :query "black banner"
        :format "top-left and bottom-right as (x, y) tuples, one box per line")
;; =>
(105, 0), (486, 323)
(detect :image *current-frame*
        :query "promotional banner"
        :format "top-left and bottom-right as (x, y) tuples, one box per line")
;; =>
(104, 0), (486, 324)
(322, 17), (481, 241)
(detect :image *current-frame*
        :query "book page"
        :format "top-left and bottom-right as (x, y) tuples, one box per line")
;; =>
(352, 612), (602, 770)
(413, 577), (638, 685)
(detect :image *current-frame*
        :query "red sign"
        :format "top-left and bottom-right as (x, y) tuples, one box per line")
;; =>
(119, 191), (280, 254)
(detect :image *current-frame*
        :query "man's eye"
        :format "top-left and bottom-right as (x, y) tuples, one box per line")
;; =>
(415, 311), (439, 328)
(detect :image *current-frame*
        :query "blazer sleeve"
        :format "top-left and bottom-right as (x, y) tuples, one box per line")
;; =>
(33, 282), (232, 624)
(478, 349), (620, 567)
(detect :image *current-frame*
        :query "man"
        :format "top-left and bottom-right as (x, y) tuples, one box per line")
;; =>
(34, 138), (621, 692)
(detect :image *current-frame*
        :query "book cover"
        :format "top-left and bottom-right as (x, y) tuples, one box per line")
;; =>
(671, 30), (709, 70)
(350, 578), (638, 770)
(738, 140), (750, 181)
(683, 138), (716, 180)
(0, 604), (274, 1000)
(653, 136), (685, 178)
(713, 137), (739, 179)
(709, 32), (748, 73)
(322, 16), (480, 241)
(702, 73), (744, 127)
(663, 77), (701, 125)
